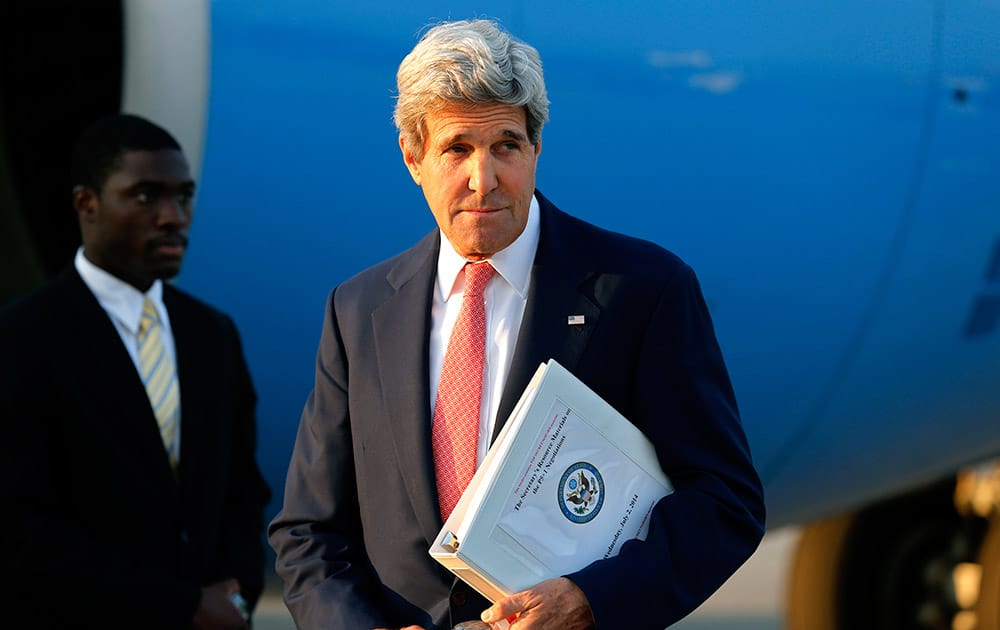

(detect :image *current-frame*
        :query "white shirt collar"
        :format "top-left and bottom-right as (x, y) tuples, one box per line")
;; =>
(437, 194), (541, 299)
(74, 247), (166, 335)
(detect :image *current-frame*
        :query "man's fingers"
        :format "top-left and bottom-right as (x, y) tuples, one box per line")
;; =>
(225, 577), (242, 596)
(481, 592), (526, 625)
(481, 578), (594, 629)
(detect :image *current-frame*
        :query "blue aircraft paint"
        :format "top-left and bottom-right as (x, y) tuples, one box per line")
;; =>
(172, 1), (1000, 529)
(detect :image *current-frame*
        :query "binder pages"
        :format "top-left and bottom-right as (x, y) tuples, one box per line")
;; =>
(429, 359), (673, 603)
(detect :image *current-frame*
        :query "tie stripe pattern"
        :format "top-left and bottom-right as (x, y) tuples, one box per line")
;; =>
(432, 262), (495, 522)
(138, 297), (180, 470)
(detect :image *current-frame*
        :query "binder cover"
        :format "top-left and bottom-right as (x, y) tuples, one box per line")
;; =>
(429, 359), (673, 603)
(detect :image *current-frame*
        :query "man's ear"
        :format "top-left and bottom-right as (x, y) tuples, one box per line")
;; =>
(399, 136), (421, 185)
(72, 185), (99, 223)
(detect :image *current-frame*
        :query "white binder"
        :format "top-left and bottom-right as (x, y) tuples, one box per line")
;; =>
(429, 359), (673, 603)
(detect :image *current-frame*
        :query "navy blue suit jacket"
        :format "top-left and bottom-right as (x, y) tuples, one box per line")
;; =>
(0, 267), (271, 629)
(269, 191), (765, 629)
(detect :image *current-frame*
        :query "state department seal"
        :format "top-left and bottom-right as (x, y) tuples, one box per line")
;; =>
(559, 462), (604, 524)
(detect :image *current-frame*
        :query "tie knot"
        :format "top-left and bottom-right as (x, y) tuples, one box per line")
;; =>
(140, 297), (159, 336)
(464, 262), (494, 297)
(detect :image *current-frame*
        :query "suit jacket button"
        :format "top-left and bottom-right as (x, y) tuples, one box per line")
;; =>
(451, 590), (467, 607)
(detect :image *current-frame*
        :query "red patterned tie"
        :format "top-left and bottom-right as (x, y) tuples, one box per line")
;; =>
(433, 261), (495, 521)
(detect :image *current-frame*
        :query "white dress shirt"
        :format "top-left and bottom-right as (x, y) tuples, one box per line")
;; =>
(430, 194), (541, 465)
(74, 248), (182, 448)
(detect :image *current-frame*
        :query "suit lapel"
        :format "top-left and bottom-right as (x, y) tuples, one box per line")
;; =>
(372, 231), (443, 544)
(371, 199), (605, 542)
(64, 269), (179, 494)
(494, 196), (601, 440)
(164, 288), (207, 496)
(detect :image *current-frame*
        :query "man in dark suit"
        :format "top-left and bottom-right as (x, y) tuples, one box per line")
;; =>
(0, 114), (271, 629)
(269, 19), (765, 630)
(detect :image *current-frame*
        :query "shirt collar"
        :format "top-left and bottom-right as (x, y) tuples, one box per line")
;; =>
(437, 194), (541, 299)
(74, 247), (165, 335)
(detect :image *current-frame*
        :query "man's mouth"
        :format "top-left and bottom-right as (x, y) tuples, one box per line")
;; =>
(151, 237), (187, 257)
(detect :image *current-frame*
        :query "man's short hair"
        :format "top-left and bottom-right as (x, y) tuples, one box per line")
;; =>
(71, 113), (182, 191)
(394, 19), (549, 158)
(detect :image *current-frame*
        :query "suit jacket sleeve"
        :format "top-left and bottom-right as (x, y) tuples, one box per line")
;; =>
(215, 314), (272, 609)
(268, 287), (389, 629)
(566, 263), (766, 629)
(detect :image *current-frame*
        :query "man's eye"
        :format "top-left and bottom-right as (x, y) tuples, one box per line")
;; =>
(136, 191), (153, 203)
(445, 145), (468, 154)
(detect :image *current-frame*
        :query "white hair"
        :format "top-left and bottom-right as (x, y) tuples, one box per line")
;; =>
(394, 19), (549, 157)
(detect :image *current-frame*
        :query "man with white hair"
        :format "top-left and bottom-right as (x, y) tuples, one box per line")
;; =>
(270, 19), (765, 630)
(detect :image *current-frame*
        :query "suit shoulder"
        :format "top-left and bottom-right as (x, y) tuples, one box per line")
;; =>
(0, 272), (75, 336)
(332, 229), (437, 308)
(552, 208), (691, 280)
(163, 285), (240, 334)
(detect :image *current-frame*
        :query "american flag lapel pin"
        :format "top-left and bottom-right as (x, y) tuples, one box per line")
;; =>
(567, 315), (585, 326)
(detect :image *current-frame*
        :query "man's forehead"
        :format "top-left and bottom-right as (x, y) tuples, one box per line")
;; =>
(425, 102), (528, 140)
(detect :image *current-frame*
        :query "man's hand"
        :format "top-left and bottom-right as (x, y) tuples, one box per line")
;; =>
(481, 577), (596, 629)
(193, 578), (248, 630)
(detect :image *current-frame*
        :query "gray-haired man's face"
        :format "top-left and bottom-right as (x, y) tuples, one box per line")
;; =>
(400, 102), (541, 261)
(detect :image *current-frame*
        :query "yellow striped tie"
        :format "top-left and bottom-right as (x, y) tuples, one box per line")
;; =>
(138, 297), (180, 471)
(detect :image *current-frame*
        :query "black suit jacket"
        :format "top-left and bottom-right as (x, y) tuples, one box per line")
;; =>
(0, 266), (271, 629)
(269, 192), (765, 629)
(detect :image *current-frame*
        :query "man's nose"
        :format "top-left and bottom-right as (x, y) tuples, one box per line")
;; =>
(468, 153), (498, 194)
(157, 196), (191, 227)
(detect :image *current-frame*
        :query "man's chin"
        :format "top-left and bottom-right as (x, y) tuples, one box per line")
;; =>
(151, 261), (184, 281)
